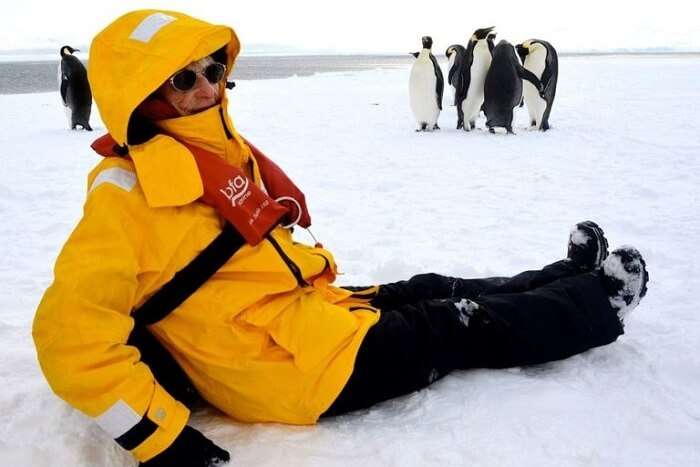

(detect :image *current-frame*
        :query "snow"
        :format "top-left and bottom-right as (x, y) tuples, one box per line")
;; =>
(569, 225), (591, 246)
(453, 298), (479, 328)
(1, 55), (700, 466)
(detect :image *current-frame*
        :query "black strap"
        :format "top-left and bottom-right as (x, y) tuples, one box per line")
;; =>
(114, 414), (158, 450)
(132, 222), (245, 326)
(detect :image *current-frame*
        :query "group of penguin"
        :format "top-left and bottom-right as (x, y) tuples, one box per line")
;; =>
(58, 45), (93, 131)
(409, 27), (558, 134)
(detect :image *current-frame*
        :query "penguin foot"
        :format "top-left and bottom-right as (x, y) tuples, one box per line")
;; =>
(469, 121), (476, 130)
(488, 128), (495, 134)
(433, 124), (440, 130)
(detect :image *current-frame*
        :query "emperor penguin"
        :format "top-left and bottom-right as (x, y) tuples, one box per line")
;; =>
(456, 27), (496, 131)
(516, 39), (558, 131)
(483, 40), (544, 134)
(445, 44), (466, 108)
(58, 46), (93, 131)
(409, 36), (444, 131)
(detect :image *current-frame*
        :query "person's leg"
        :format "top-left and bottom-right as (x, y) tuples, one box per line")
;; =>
(463, 270), (623, 369)
(325, 271), (618, 416)
(480, 221), (610, 296)
(478, 259), (580, 296)
(343, 221), (609, 308)
(346, 273), (509, 310)
(325, 273), (616, 417)
(324, 245), (648, 417)
(465, 245), (649, 368)
(322, 298), (470, 416)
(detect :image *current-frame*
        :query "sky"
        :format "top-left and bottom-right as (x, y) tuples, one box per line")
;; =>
(1, 1), (699, 55)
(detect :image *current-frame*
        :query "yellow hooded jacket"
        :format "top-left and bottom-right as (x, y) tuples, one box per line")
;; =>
(32, 10), (379, 462)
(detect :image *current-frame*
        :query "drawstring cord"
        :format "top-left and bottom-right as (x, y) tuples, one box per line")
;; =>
(275, 196), (323, 248)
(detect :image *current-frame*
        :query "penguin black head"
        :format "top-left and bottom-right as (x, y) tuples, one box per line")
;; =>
(421, 36), (433, 50)
(515, 43), (529, 63)
(495, 39), (512, 49)
(60, 45), (79, 57)
(471, 27), (495, 41)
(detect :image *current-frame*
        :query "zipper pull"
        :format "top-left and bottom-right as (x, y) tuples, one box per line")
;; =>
(305, 227), (323, 248)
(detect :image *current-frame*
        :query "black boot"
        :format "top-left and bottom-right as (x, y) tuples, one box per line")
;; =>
(567, 220), (609, 271)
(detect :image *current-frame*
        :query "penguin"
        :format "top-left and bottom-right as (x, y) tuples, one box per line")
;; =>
(516, 39), (558, 131)
(483, 40), (544, 134)
(58, 46), (93, 131)
(445, 44), (466, 108)
(409, 36), (444, 131)
(456, 27), (496, 131)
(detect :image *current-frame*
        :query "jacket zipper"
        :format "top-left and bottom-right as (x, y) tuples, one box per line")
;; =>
(219, 107), (234, 139)
(267, 235), (307, 287)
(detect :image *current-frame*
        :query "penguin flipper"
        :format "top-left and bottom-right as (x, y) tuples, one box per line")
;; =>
(59, 61), (69, 104)
(518, 66), (544, 94)
(430, 53), (444, 111)
(60, 79), (68, 105)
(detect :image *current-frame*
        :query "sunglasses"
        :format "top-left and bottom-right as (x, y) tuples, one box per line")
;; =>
(169, 62), (227, 92)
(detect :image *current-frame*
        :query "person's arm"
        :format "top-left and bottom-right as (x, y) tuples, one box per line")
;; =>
(32, 174), (226, 465)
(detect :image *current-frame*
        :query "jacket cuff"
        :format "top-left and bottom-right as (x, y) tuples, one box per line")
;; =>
(130, 383), (190, 462)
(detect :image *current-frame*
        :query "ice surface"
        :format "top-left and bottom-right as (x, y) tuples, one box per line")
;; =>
(1, 55), (699, 466)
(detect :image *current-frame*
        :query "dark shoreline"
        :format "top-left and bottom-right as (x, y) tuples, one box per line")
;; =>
(0, 55), (413, 95)
(2, 52), (698, 95)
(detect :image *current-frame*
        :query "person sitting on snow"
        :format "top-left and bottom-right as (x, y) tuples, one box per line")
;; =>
(32, 10), (649, 467)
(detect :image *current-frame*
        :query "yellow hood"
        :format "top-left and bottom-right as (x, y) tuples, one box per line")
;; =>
(88, 10), (240, 145)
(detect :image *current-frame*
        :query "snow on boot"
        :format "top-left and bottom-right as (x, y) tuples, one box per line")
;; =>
(567, 220), (609, 270)
(601, 246), (649, 322)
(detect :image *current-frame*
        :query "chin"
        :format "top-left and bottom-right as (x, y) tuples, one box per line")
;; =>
(186, 100), (219, 115)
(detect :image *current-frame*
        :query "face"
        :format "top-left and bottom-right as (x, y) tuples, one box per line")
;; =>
(158, 56), (222, 116)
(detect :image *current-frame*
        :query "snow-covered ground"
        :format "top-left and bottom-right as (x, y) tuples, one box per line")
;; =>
(1, 55), (699, 466)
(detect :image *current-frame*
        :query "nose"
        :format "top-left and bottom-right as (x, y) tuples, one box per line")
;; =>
(193, 74), (218, 98)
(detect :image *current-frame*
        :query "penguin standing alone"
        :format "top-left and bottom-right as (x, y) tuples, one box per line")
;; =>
(58, 46), (93, 131)
(456, 27), (496, 131)
(409, 36), (444, 131)
(445, 44), (466, 108)
(483, 40), (544, 134)
(516, 39), (558, 131)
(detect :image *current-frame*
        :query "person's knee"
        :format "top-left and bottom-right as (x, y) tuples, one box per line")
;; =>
(407, 273), (454, 296)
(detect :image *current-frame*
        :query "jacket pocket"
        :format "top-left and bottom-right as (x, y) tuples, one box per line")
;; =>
(242, 291), (358, 372)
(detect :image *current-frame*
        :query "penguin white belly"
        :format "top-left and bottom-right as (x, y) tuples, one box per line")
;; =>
(462, 45), (491, 124)
(523, 50), (547, 127)
(409, 61), (439, 128)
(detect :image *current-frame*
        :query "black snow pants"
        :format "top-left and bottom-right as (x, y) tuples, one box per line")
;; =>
(323, 260), (623, 416)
